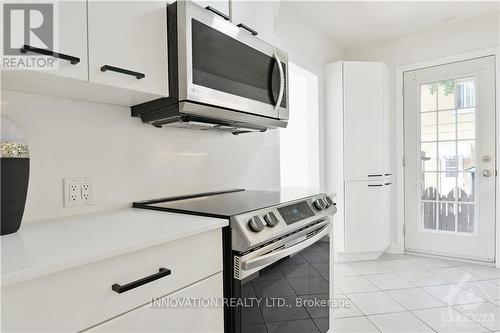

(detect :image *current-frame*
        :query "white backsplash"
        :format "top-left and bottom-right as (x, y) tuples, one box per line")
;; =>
(1, 90), (281, 222)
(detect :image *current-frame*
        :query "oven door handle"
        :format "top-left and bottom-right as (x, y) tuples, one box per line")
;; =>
(273, 52), (285, 111)
(241, 224), (331, 271)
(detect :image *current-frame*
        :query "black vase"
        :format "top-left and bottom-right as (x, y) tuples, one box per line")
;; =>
(1, 158), (29, 235)
(1, 115), (30, 236)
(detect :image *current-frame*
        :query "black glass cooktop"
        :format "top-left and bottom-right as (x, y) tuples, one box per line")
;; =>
(133, 189), (320, 219)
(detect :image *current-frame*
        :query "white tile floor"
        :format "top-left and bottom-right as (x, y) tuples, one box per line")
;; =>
(334, 254), (500, 332)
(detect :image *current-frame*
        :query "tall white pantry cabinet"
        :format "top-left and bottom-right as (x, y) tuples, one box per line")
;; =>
(325, 61), (392, 259)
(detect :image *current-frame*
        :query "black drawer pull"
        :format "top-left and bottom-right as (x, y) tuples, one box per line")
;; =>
(385, 183), (392, 185)
(368, 174), (383, 177)
(100, 65), (145, 79)
(20, 45), (80, 64)
(112, 267), (171, 294)
(368, 184), (383, 187)
(205, 6), (230, 21)
(237, 23), (258, 36)
(385, 173), (392, 176)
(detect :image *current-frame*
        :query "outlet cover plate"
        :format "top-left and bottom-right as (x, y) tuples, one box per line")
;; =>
(63, 178), (95, 207)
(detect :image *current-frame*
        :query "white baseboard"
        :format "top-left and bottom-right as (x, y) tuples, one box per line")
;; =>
(385, 242), (404, 254)
(334, 251), (383, 262)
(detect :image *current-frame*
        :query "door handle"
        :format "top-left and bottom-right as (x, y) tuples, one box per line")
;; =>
(111, 267), (171, 294)
(100, 65), (145, 79)
(483, 169), (492, 177)
(20, 45), (80, 64)
(204, 6), (230, 21)
(241, 224), (331, 271)
(273, 52), (285, 111)
(237, 23), (258, 36)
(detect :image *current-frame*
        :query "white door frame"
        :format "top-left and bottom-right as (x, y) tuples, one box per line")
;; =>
(395, 46), (500, 266)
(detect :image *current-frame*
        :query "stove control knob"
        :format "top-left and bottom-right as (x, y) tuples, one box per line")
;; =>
(248, 216), (265, 232)
(264, 212), (279, 227)
(313, 198), (327, 210)
(324, 196), (334, 207)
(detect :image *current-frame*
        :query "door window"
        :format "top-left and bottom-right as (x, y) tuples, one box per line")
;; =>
(419, 78), (477, 234)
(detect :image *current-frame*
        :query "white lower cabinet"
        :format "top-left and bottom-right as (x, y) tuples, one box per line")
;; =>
(1, 230), (223, 332)
(344, 181), (386, 254)
(87, 272), (223, 333)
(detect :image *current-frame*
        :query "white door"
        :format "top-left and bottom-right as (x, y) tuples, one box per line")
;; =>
(404, 56), (496, 262)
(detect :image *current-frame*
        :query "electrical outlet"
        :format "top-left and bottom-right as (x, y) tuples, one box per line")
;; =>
(64, 178), (95, 207)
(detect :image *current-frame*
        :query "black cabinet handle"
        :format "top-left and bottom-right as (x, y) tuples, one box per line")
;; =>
(385, 173), (392, 176)
(112, 267), (171, 294)
(20, 45), (80, 65)
(385, 183), (392, 185)
(368, 184), (383, 187)
(237, 23), (258, 36)
(367, 174), (383, 177)
(205, 6), (230, 21)
(100, 65), (145, 79)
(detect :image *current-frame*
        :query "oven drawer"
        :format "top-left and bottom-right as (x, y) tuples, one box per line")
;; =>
(1, 229), (222, 332)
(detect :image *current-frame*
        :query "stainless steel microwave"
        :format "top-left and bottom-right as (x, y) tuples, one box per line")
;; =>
(131, 0), (289, 134)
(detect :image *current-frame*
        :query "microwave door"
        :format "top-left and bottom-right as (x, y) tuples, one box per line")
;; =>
(179, 1), (282, 119)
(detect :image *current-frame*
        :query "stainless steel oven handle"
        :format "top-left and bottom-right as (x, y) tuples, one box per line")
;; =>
(241, 224), (331, 271)
(273, 52), (285, 111)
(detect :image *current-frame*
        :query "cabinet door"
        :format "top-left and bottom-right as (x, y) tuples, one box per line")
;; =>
(192, 0), (229, 18)
(87, 272), (224, 333)
(88, 1), (168, 96)
(231, 0), (275, 44)
(382, 64), (392, 176)
(11, 1), (88, 81)
(344, 181), (386, 253)
(343, 62), (384, 181)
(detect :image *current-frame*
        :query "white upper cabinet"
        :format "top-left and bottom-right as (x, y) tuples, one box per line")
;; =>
(51, 1), (88, 80)
(8, 1), (88, 81)
(343, 62), (386, 181)
(87, 1), (168, 96)
(192, 0), (230, 18)
(231, 0), (275, 44)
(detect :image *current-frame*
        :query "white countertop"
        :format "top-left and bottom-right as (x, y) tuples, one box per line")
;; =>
(1, 209), (227, 287)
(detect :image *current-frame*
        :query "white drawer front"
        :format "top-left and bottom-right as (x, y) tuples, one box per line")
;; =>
(87, 272), (224, 333)
(2, 230), (222, 332)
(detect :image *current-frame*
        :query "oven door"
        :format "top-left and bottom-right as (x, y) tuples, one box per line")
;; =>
(233, 220), (332, 333)
(176, 1), (288, 120)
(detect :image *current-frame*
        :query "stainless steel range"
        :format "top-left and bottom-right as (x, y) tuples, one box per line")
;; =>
(133, 189), (336, 333)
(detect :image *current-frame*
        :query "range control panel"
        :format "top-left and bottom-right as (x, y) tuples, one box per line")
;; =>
(231, 194), (336, 252)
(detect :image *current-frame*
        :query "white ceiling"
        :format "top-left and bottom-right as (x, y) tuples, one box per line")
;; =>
(281, 1), (500, 48)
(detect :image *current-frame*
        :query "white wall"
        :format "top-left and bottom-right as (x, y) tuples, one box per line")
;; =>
(280, 62), (320, 189)
(274, 3), (345, 190)
(344, 12), (500, 249)
(274, 2), (344, 70)
(1, 90), (281, 222)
